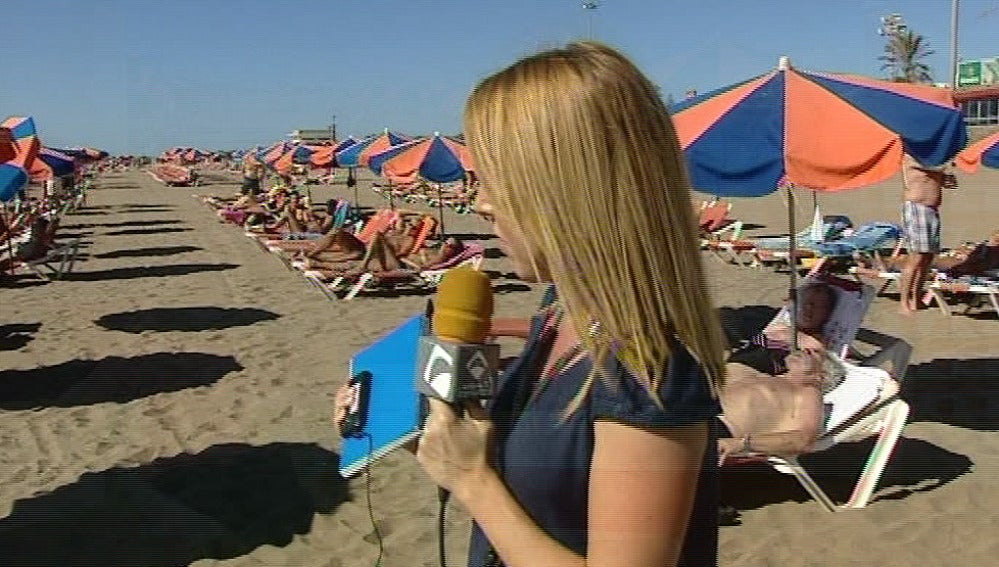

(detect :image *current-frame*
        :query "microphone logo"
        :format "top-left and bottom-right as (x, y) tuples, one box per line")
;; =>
(422, 343), (454, 399)
(466, 350), (489, 382)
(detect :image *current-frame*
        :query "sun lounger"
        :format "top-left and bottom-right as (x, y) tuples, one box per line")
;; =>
(21, 237), (82, 280)
(757, 222), (901, 275)
(705, 216), (853, 269)
(302, 242), (486, 301)
(721, 274), (912, 512)
(698, 199), (740, 237)
(339, 245), (485, 300)
(922, 275), (999, 316)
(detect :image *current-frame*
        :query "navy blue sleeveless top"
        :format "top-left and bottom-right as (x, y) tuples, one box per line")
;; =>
(467, 287), (721, 567)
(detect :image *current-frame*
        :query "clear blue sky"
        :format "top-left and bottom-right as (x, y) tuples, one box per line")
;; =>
(2, 0), (995, 156)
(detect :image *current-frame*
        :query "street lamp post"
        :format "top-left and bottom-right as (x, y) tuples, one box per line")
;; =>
(950, 0), (960, 87)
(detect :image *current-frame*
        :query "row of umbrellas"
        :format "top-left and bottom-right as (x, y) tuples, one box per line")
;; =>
(232, 58), (995, 347)
(245, 129), (475, 235)
(247, 129), (472, 183)
(1, 115), (107, 202)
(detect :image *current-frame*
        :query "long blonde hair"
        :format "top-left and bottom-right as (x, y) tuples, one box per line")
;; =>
(464, 41), (727, 409)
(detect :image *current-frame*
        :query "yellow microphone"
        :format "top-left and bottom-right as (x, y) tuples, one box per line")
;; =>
(433, 265), (494, 344)
(416, 266), (499, 404)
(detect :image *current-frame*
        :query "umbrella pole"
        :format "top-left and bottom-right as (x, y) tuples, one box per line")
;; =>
(349, 167), (359, 210)
(2, 209), (16, 277)
(436, 183), (446, 240)
(787, 184), (798, 352)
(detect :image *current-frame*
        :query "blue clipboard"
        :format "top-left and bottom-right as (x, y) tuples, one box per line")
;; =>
(339, 314), (427, 478)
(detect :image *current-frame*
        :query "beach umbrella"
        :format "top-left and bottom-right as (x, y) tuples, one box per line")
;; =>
(380, 133), (473, 183)
(336, 130), (410, 207)
(671, 57), (967, 348)
(57, 147), (109, 164)
(366, 138), (426, 176)
(371, 133), (475, 235)
(291, 145), (315, 165)
(335, 130), (410, 168)
(366, 138), (426, 209)
(29, 147), (77, 181)
(0, 116), (41, 202)
(182, 148), (204, 164)
(955, 132), (999, 173)
(262, 141), (293, 168)
(309, 136), (357, 168)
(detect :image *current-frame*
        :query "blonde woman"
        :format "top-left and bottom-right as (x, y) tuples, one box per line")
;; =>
(336, 42), (727, 567)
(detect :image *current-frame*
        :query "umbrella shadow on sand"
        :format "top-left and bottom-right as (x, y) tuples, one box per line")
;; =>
(96, 307), (280, 333)
(119, 204), (175, 210)
(0, 442), (348, 567)
(0, 352), (243, 410)
(0, 323), (41, 351)
(902, 357), (999, 431)
(114, 207), (177, 214)
(67, 219), (184, 229)
(94, 245), (203, 259)
(60, 263), (239, 282)
(104, 227), (191, 236)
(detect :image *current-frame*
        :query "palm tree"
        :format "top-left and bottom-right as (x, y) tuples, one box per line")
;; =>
(879, 29), (935, 83)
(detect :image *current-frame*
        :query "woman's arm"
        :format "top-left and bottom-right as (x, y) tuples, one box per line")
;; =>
(458, 420), (707, 567)
(588, 420), (708, 567)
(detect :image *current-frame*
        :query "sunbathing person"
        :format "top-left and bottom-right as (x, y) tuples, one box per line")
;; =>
(296, 229), (368, 264)
(300, 216), (422, 269)
(858, 229), (999, 278)
(716, 281), (850, 461)
(338, 236), (466, 277)
(218, 193), (268, 225)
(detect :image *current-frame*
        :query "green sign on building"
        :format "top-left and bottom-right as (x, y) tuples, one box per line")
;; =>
(957, 58), (999, 87)
(958, 61), (982, 86)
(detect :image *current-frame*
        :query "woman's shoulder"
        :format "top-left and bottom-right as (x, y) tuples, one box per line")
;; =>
(590, 338), (720, 428)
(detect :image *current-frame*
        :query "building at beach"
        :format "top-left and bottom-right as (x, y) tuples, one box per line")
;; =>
(954, 56), (999, 140)
(289, 128), (336, 144)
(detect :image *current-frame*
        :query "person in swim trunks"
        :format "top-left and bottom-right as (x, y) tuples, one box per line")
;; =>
(899, 153), (949, 314)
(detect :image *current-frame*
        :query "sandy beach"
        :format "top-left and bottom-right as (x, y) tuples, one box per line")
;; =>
(1, 166), (997, 566)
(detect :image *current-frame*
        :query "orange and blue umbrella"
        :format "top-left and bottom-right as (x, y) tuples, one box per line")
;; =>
(368, 134), (474, 235)
(372, 133), (473, 184)
(309, 137), (358, 168)
(672, 59), (967, 350)
(30, 147), (77, 180)
(336, 130), (409, 168)
(57, 147), (108, 163)
(263, 141), (293, 168)
(671, 57), (967, 197)
(1, 116), (41, 202)
(955, 132), (999, 173)
(366, 138), (425, 178)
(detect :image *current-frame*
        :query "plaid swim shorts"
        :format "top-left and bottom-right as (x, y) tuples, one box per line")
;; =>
(902, 200), (941, 253)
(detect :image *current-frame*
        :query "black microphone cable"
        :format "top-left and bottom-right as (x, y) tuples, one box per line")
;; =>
(438, 486), (451, 567)
(361, 432), (384, 567)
